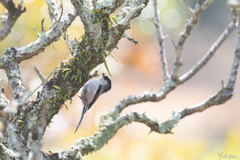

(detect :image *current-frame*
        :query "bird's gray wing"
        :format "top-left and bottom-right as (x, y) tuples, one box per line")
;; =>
(75, 85), (102, 132)
(88, 85), (102, 110)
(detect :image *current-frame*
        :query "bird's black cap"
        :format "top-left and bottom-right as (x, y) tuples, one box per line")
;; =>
(102, 73), (111, 92)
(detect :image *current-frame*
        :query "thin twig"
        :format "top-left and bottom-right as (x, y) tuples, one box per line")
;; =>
(153, 0), (170, 81)
(181, 0), (196, 19)
(33, 26), (40, 37)
(172, 0), (214, 80)
(58, 0), (63, 22)
(179, 42), (239, 118)
(41, 19), (45, 33)
(179, 21), (236, 83)
(17, 67), (58, 107)
(34, 65), (45, 82)
(46, 2), (73, 53)
(122, 33), (138, 44)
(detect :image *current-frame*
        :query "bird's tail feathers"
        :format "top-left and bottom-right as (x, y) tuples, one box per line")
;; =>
(75, 104), (88, 133)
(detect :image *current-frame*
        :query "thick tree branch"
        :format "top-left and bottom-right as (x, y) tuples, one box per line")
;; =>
(3, 47), (28, 101)
(64, 110), (181, 157)
(0, 143), (21, 159)
(0, 79), (9, 110)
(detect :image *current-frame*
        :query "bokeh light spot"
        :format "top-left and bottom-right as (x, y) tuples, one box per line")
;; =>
(162, 9), (181, 29)
(138, 20), (156, 36)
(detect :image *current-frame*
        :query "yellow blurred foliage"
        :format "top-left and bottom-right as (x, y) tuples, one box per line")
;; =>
(81, 127), (240, 160)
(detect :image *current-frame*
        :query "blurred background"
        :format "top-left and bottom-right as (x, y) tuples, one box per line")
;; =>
(1, 0), (240, 159)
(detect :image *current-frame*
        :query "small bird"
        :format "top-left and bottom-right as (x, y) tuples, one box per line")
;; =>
(75, 73), (112, 132)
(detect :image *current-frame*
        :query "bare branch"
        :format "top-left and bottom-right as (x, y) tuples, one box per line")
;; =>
(0, 9), (77, 69)
(33, 26), (41, 37)
(153, 0), (170, 81)
(179, 21), (236, 83)
(0, 0), (26, 41)
(34, 66), (45, 82)
(172, 0), (214, 80)
(113, 81), (176, 114)
(122, 33), (138, 44)
(226, 19), (240, 89)
(180, 15), (240, 119)
(46, 0), (73, 53)
(202, 0), (214, 10)
(41, 19), (45, 33)
(181, 0), (196, 19)
(179, 87), (233, 119)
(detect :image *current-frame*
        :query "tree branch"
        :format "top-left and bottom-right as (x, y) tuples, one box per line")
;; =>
(0, 0), (26, 41)
(172, 0), (214, 80)
(3, 47), (28, 101)
(0, 143), (21, 160)
(0, 7), (77, 69)
(179, 33), (239, 117)
(17, 67), (58, 107)
(67, 110), (181, 156)
(153, 0), (170, 81)
(46, 0), (73, 53)
(0, 79), (9, 110)
(179, 21), (236, 83)
(180, 8), (240, 119)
